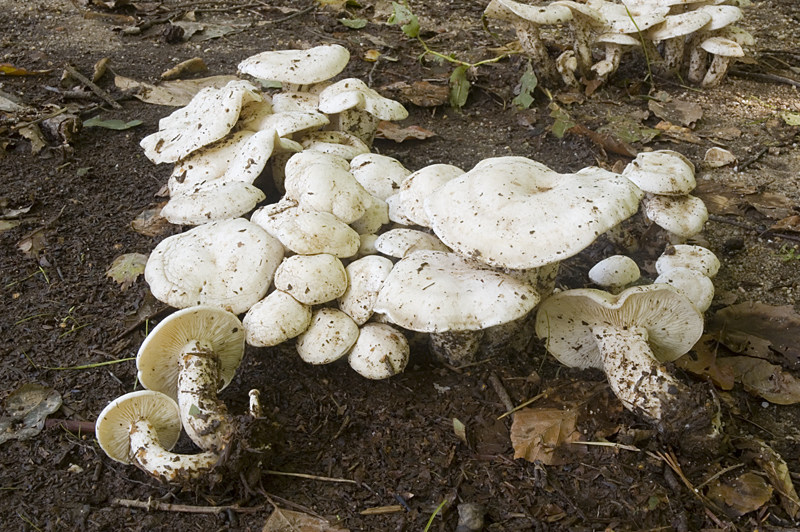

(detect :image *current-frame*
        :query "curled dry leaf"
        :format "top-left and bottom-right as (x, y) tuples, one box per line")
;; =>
(709, 302), (800, 366)
(375, 122), (436, 143)
(654, 121), (703, 144)
(648, 99), (703, 128)
(131, 202), (171, 237)
(106, 253), (149, 291)
(675, 335), (735, 390)
(0, 383), (63, 445)
(706, 472), (773, 517)
(736, 438), (800, 519)
(262, 508), (349, 532)
(114, 74), (241, 107)
(716, 356), (800, 405)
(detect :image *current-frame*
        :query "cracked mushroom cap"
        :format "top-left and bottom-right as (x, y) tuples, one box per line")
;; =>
(622, 150), (696, 195)
(373, 250), (540, 333)
(318, 78), (409, 122)
(136, 306), (245, 402)
(424, 157), (643, 269)
(237, 44), (350, 86)
(96, 390), (182, 464)
(145, 218), (284, 313)
(141, 80), (262, 164)
(535, 284), (704, 370)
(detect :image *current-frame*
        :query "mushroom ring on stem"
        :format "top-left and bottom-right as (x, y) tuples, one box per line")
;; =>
(137, 306), (245, 453)
(96, 390), (220, 483)
(535, 284), (703, 422)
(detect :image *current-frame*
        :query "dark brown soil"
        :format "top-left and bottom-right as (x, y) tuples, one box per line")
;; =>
(2, 1), (800, 531)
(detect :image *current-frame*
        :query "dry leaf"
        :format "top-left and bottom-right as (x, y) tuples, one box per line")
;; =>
(716, 356), (800, 404)
(675, 335), (736, 390)
(262, 508), (349, 532)
(131, 203), (171, 237)
(17, 230), (48, 258)
(568, 123), (637, 157)
(375, 122), (436, 142)
(706, 472), (773, 517)
(648, 99), (703, 128)
(772, 215), (800, 233)
(654, 121), (703, 144)
(709, 303), (800, 365)
(510, 407), (581, 465)
(694, 181), (797, 219)
(114, 74), (241, 106)
(380, 81), (449, 107)
(737, 439), (800, 519)
(106, 253), (149, 291)
(161, 57), (208, 80)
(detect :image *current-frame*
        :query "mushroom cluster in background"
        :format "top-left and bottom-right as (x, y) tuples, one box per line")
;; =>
(97, 44), (728, 481)
(484, 0), (753, 87)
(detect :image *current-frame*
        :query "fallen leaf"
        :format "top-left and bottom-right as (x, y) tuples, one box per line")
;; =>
(106, 253), (148, 291)
(375, 122), (436, 142)
(380, 81), (449, 107)
(262, 508), (349, 532)
(694, 181), (796, 219)
(131, 203), (171, 236)
(114, 74), (241, 106)
(548, 103), (575, 139)
(597, 115), (660, 145)
(18, 124), (48, 154)
(340, 18), (367, 28)
(161, 57), (208, 80)
(453, 418), (467, 444)
(780, 111), (800, 126)
(510, 407), (581, 465)
(18, 230), (48, 258)
(363, 49), (381, 62)
(0, 63), (51, 75)
(709, 303), (800, 365)
(568, 123), (637, 157)
(706, 472), (773, 517)
(648, 99), (703, 127)
(0, 383), (63, 445)
(82, 117), (143, 130)
(704, 147), (736, 168)
(0, 220), (21, 232)
(654, 121), (703, 144)
(512, 62), (537, 110)
(449, 65), (470, 108)
(0, 89), (29, 112)
(772, 215), (800, 233)
(716, 356), (800, 404)
(736, 439), (800, 519)
(173, 21), (242, 41)
(675, 335), (736, 390)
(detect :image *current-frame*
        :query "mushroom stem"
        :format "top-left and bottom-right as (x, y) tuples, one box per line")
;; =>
(701, 55), (733, 88)
(591, 44), (622, 81)
(513, 22), (559, 83)
(429, 330), (485, 366)
(687, 45), (708, 84)
(177, 340), (234, 453)
(249, 389), (262, 418)
(327, 110), (381, 146)
(661, 38), (685, 72)
(592, 325), (685, 421)
(129, 420), (220, 483)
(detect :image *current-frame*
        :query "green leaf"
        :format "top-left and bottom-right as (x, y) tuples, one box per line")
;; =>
(781, 111), (800, 126)
(82, 117), (143, 130)
(258, 79), (284, 89)
(106, 253), (148, 291)
(339, 18), (367, 29)
(188, 404), (202, 417)
(549, 103), (575, 138)
(388, 1), (419, 38)
(449, 65), (470, 109)
(512, 62), (538, 110)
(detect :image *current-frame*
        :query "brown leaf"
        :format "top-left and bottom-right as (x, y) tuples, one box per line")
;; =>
(114, 74), (241, 107)
(716, 356), (800, 404)
(709, 303), (800, 365)
(736, 439), (800, 519)
(706, 472), (773, 517)
(0, 63), (52, 76)
(675, 335), (736, 390)
(262, 508), (349, 532)
(161, 57), (208, 80)
(380, 81), (449, 107)
(131, 202), (171, 237)
(510, 408), (581, 465)
(568, 123), (637, 157)
(17, 230), (48, 258)
(693, 181), (797, 219)
(654, 121), (703, 144)
(648, 99), (703, 128)
(772, 215), (800, 233)
(106, 253), (149, 291)
(375, 122), (436, 143)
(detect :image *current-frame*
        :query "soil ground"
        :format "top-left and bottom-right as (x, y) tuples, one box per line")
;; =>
(1, 0), (800, 530)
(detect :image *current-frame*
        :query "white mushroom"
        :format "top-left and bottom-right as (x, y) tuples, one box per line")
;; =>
(699, 37), (744, 88)
(646, 10), (712, 71)
(535, 284), (704, 421)
(96, 391), (219, 483)
(374, 228), (450, 259)
(296, 308), (360, 365)
(396, 164), (464, 227)
(622, 150), (696, 196)
(237, 44), (350, 92)
(338, 255), (394, 325)
(655, 267), (715, 311)
(273, 254), (348, 306)
(348, 323), (409, 379)
(349, 153), (412, 201)
(656, 244), (720, 278)
(588, 255), (641, 293)
(159, 180), (266, 225)
(243, 290), (312, 347)
(136, 306), (245, 453)
(643, 194), (709, 239)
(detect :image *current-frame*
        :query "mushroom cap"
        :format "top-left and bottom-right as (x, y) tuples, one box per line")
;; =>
(96, 390), (182, 464)
(300, 131), (370, 161)
(350, 198), (389, 236)
(237, 44), (350, 86)
(647, 11), (712, 41)
(485, 0), (573, 24)
(349, 153), (412, 201)
(168, 131), (255, 197)
(296, 308), (360, 365)
(373, 250), (540, 333)
(251, 204), (360, 258)
(424, 157), (644, 269)
(271, 91), (320, 113)
(654, 267), (715, 312)
(348, 323), (409, 379)
(595, 32), (641, 46)
(550, 0), (605, 24)
(273, 254), (348, 306)
(141, 80), (262, 164)
(243, 290), (312, 347)
(145, 218), (284, 313)
(374, 228), (450, 259)
(397, 164), (465, 227)
(622, 150), (696, 195)
(318, 78), (409, 121)
(239, 109), (330, 136)
(160, 180), (266, 225)
(588, 1), (668, 33)
(338, 255), (394, 325)
(700, 36), (744, 57)
(535, 284), (703, 370)
(644, 194), (709, 238)
(692, 5), (743, 31)
(136, 306), (245, 402)
(588, 255), (641, 289)
(656, 244), (720, 277)
(717, 26), (755, 46)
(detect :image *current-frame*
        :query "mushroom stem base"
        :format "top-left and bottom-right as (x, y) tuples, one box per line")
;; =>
(130, 420), (220, 483)
(430, 330), (484, 366)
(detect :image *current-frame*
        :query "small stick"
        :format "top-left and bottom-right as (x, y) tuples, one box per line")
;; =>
(695, 463), (746, 490)
(45, 419), (96, 433)
(488, 373), (515, 415)
(263, 470), (357, 484)
(112, 497), (262, 514)
(109, 305), (170, 343)
(63, 64), (122, 109)
(728, 70), (800, 88)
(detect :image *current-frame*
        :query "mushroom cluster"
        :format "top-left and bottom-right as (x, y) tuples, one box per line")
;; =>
(484, 0), (753, 87)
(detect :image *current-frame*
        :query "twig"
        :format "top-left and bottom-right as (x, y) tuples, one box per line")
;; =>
(45, 419), (96, 433)
(489, 373), (515, 415)
(657, 451), (730, 521)
(63, 64), (122, 109)
(694, 463), (745, 489)
(112, 497), (262, 514)
(728, 70), (800, 88)
(572, 440), (641, 452)
(736, 146), (770, 171)
(109, 305), (170, 344)
(263, 470), (357, 484)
